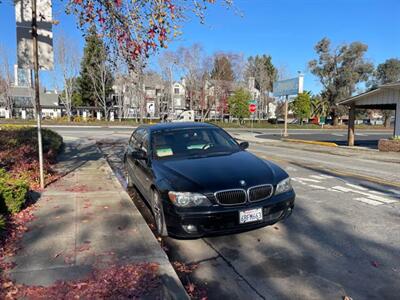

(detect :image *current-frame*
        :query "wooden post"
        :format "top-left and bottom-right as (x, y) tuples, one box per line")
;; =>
(347, 103), (355, 146)
(283, 95), (288, 137)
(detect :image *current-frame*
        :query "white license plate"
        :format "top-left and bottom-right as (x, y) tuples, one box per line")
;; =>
(239, 208), (263, 224)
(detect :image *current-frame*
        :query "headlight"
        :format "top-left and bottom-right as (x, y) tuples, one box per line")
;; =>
(275, 177), (292, 195)
(168, 191), (211, 207)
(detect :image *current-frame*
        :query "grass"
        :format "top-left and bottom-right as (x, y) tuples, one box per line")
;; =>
(0, 118), (391, 130)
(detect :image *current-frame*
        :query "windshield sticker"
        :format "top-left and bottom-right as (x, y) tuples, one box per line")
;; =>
(156, 148), (173, 157)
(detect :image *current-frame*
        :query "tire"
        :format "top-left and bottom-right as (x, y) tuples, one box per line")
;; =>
(152, 190), (168, 237)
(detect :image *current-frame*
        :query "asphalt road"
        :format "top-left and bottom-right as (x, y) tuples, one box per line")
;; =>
(47, 126), (393, 148)
(56, 128), (400, 299)
(249, 130), (391, 148)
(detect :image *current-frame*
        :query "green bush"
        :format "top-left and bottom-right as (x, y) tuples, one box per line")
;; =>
(0, 169), (29, 214)
(0, 127), (63, 155)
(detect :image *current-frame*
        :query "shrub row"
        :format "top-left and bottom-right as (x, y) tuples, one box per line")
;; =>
(0, 169), (29, 215)
(0, 127), (63, 190)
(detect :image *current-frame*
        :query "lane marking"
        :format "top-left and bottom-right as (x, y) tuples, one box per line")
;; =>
(354, 197), (382, 206)
(332, 186), (353, 192)
(308, 185), (327, 190)
(318, 174), (334, 179)
(296, 178), (321, 183)
(310, 175), (328, 180)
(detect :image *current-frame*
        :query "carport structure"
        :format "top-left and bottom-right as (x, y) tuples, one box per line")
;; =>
(339, 82), (400, 146)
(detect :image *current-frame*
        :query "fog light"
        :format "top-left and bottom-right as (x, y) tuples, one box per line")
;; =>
(182, 224), (197, 233)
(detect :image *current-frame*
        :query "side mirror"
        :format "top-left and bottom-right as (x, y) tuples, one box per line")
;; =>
(239, 141), (249, 150)
(132, 149), (147, 160)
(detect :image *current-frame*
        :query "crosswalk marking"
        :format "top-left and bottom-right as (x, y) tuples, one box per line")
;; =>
(308, 185), (327, 190)
(310, 175), (328, 180)
(296, 178), (321, 183)
(354, 197), (383, 206)
(291, 174), (398, 206)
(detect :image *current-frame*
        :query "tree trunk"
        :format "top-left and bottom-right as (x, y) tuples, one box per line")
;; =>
(384, 114), (391, 128)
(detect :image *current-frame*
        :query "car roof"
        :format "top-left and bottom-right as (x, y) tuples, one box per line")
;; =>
(142, 122), (219, 132)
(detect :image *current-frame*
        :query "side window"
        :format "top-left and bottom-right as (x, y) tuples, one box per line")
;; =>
(130, 128), (144, 149)
(128, 131), (137, 148)
(141, 131), (149, 153)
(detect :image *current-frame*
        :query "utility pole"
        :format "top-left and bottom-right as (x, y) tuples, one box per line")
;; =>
(32, 0), (45, 189)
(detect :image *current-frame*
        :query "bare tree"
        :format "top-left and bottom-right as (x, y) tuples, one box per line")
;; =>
(177, 44), (207, 111)
(55, 34), (80, 121)
(159, 51), (179, 117)
(0, 46), (14, 118)
(87, 47), (113, 119)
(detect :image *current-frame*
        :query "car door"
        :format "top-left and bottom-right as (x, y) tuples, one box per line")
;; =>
(135, 130), (153, 200)
(126, 128), (144, 187)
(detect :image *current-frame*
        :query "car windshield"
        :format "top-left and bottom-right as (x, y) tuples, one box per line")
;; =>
(151, 127), (240, 160)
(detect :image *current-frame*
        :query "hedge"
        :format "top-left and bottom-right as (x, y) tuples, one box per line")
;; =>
(0, 169), (29, 214)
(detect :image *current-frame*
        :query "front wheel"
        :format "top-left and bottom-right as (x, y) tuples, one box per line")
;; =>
(152, 190), (168, 237)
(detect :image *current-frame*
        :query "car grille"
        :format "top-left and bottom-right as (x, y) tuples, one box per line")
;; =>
(248, 184), (273, 202)
(214, 189), (247, 205)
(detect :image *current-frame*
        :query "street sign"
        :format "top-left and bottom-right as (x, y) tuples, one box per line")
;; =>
(15, 0), (54, 70)
(249, 103), (256, 113)
(273, 75), (304, 97)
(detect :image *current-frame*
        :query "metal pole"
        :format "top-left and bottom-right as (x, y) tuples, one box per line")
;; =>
(283, 95), (289, 137)
(32, 0), (45, 189)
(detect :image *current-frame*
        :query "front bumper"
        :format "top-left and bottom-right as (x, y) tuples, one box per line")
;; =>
(163, 191), (295, 238)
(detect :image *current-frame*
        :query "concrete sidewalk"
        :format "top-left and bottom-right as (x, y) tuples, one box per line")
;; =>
(6, 141), (188, 299)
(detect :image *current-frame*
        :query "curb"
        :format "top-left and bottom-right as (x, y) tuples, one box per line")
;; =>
(99, 148), (189, 300)
(281, 138), (338, 147)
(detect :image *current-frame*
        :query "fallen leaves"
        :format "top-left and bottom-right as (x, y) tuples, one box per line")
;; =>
(65, 184), (90, 193)
(1, 263), (160, 299)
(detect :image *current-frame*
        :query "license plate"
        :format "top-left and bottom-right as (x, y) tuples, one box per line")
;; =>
(239, 208), (263, 224)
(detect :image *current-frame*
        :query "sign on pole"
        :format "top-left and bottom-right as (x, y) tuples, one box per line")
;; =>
(249, 103), (256, 113)
(273, 74), (304, 137)
(15, 0), (54, 70)
(273, 75), (304, 98)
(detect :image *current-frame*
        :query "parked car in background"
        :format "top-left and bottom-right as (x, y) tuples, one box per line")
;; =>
(124, 122), (295, 238)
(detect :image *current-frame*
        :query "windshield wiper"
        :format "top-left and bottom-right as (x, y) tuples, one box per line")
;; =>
(187, 151), (232, 159)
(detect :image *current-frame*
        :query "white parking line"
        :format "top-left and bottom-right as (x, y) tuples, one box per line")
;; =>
(308, 185), (327, 190)
(310, 175), (328, 180)
(296, 178), (321, 183)
(354, 197), (383, 206)
(318, 174), (334, 179)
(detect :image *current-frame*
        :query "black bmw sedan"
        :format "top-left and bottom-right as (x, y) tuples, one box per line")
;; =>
(124, 122), (295, 238)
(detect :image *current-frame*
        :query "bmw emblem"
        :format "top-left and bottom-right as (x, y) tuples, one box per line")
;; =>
(240, 180), (246, 186)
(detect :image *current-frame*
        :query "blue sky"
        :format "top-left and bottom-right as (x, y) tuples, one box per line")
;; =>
(1, 0), (399, 93)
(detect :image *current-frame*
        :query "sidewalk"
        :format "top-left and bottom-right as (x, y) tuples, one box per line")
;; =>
(6, 141), (188, 299)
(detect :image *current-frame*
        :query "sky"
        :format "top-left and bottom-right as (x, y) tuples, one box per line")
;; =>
(1, 0), (399, 94)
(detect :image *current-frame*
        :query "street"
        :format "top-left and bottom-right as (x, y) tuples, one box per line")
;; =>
(56, 127), (400, 300)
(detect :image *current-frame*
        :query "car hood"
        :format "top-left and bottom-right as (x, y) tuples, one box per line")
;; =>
(153, 151), (288, 193)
